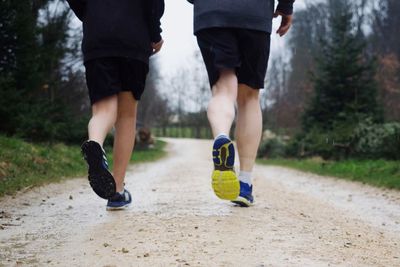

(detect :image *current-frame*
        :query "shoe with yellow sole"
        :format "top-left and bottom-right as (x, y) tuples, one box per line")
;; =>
(211, 137), (240, 200)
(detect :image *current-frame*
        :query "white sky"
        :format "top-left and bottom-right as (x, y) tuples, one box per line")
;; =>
(157, 0), (308, 78)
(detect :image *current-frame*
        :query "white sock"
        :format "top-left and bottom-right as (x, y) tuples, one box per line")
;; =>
(215, 133), (229, 141)
(239, 171), (252, 186)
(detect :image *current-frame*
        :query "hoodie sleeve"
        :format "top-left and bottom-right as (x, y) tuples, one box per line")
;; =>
(66, 0), (86, 21)
(277, 0), (295, 15)
(146, 0), (165, 43)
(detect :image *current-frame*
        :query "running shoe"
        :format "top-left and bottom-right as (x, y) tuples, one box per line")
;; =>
(211, 137), (240, 200)
(81, 140), (116, 199)
(232, 181), (254, 207)
(106, 189), (132, 211)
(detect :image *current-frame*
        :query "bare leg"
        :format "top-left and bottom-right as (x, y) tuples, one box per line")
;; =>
(207, 69), (238, 137)
(235, 84), (262, 172)
(88, 95), (118, 146)
(112, 92), (138, 192)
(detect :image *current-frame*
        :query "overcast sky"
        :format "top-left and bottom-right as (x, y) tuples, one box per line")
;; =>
(156, 1), (308, 78)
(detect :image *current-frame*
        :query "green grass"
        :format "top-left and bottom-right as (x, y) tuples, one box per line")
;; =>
(130, 140), (167, 163)
(0, 135), (167, 197)
(258, 158), (400, 190)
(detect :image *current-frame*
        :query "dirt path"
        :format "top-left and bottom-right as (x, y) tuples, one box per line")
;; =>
(1, 138), (399, 267)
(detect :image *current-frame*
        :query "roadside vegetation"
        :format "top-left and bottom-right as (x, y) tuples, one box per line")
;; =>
(259, 158), (400, 190)
(0, 135), (167, 197)
(257, 1), (400, 190)
(152, 126), (213, 139)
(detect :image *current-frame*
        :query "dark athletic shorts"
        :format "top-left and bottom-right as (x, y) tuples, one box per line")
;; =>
(84, 57), (149, 105)
(196, 28), (271, 89)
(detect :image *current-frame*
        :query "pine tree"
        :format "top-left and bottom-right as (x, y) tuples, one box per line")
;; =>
(0, 0), (85, 142)
(0, 0), (38, 134)
(302, 0), (382, 132)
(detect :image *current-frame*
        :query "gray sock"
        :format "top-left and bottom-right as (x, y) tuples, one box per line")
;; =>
(239, 171), (252, 186)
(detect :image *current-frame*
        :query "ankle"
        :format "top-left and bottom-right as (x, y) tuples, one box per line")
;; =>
(239, 171), (252, 186)
(215, 133), (229, 140)
(114, 183), (123, 192)
(87, 139), (104, 147)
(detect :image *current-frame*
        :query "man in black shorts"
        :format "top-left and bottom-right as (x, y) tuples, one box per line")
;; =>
(66, 0), (164, 210)
(188, 0), (295, 207)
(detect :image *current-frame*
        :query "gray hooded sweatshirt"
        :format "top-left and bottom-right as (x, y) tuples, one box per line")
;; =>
(188, 0), (295, 33)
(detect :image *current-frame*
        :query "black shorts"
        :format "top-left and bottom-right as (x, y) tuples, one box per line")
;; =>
(84, 57), (149, 105)
(196, 28), (271, 89)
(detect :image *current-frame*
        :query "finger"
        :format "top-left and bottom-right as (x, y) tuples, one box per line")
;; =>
(276, 22), (286, 35)
(277, 24), (291, 36)
(277, 25), (288, 36)
(153, 45), (161, 54)
(154, 40), (163, 48)
(278, 28), (288, 36)
(277, 17), (292, 36)
(156, 43), (162, 51)
(151, 45), (159, 54)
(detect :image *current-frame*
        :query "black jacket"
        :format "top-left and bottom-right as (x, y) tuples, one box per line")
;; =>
(188, 0), (295, 33)
(66, 0), (164, 64)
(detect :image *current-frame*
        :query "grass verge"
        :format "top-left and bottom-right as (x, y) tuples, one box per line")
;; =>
(258, 158), (400, 190)
(0, 135), (167, 197)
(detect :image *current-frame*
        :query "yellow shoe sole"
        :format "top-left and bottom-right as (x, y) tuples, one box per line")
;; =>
(212, 170), (240, 200)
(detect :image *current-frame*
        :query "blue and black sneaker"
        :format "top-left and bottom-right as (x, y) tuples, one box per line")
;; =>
(211, 137), (240, 200)
(231, 181), (254, 207)
(106, 189), (132, 211)
(81, 140), (116, 199)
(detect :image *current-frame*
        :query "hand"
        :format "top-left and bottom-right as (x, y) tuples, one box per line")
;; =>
(151, 39), (164, 54)
(273, 11), (293, 37)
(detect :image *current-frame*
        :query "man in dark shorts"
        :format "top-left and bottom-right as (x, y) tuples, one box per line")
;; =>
(188, 0), (295, 207)
(66, 0), (165, 210)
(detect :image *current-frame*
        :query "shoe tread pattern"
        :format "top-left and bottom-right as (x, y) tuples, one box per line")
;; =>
(82, 141), (116, 199)
(212, 170), (240, 200)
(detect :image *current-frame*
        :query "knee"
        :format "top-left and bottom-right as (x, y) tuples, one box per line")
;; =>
(117, 109), (136, 121)
(212, 69), (238, 98)
(91, 109), (118, 126)
(92, 96), (118, 118)
(237, 87), (260, 107)
(117, 105), (137, 121)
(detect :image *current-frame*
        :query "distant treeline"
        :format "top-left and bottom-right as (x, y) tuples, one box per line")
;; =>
(153, 127), (213, 140)
(2, 0), (399, 161)
(266, 0), (400, 131)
